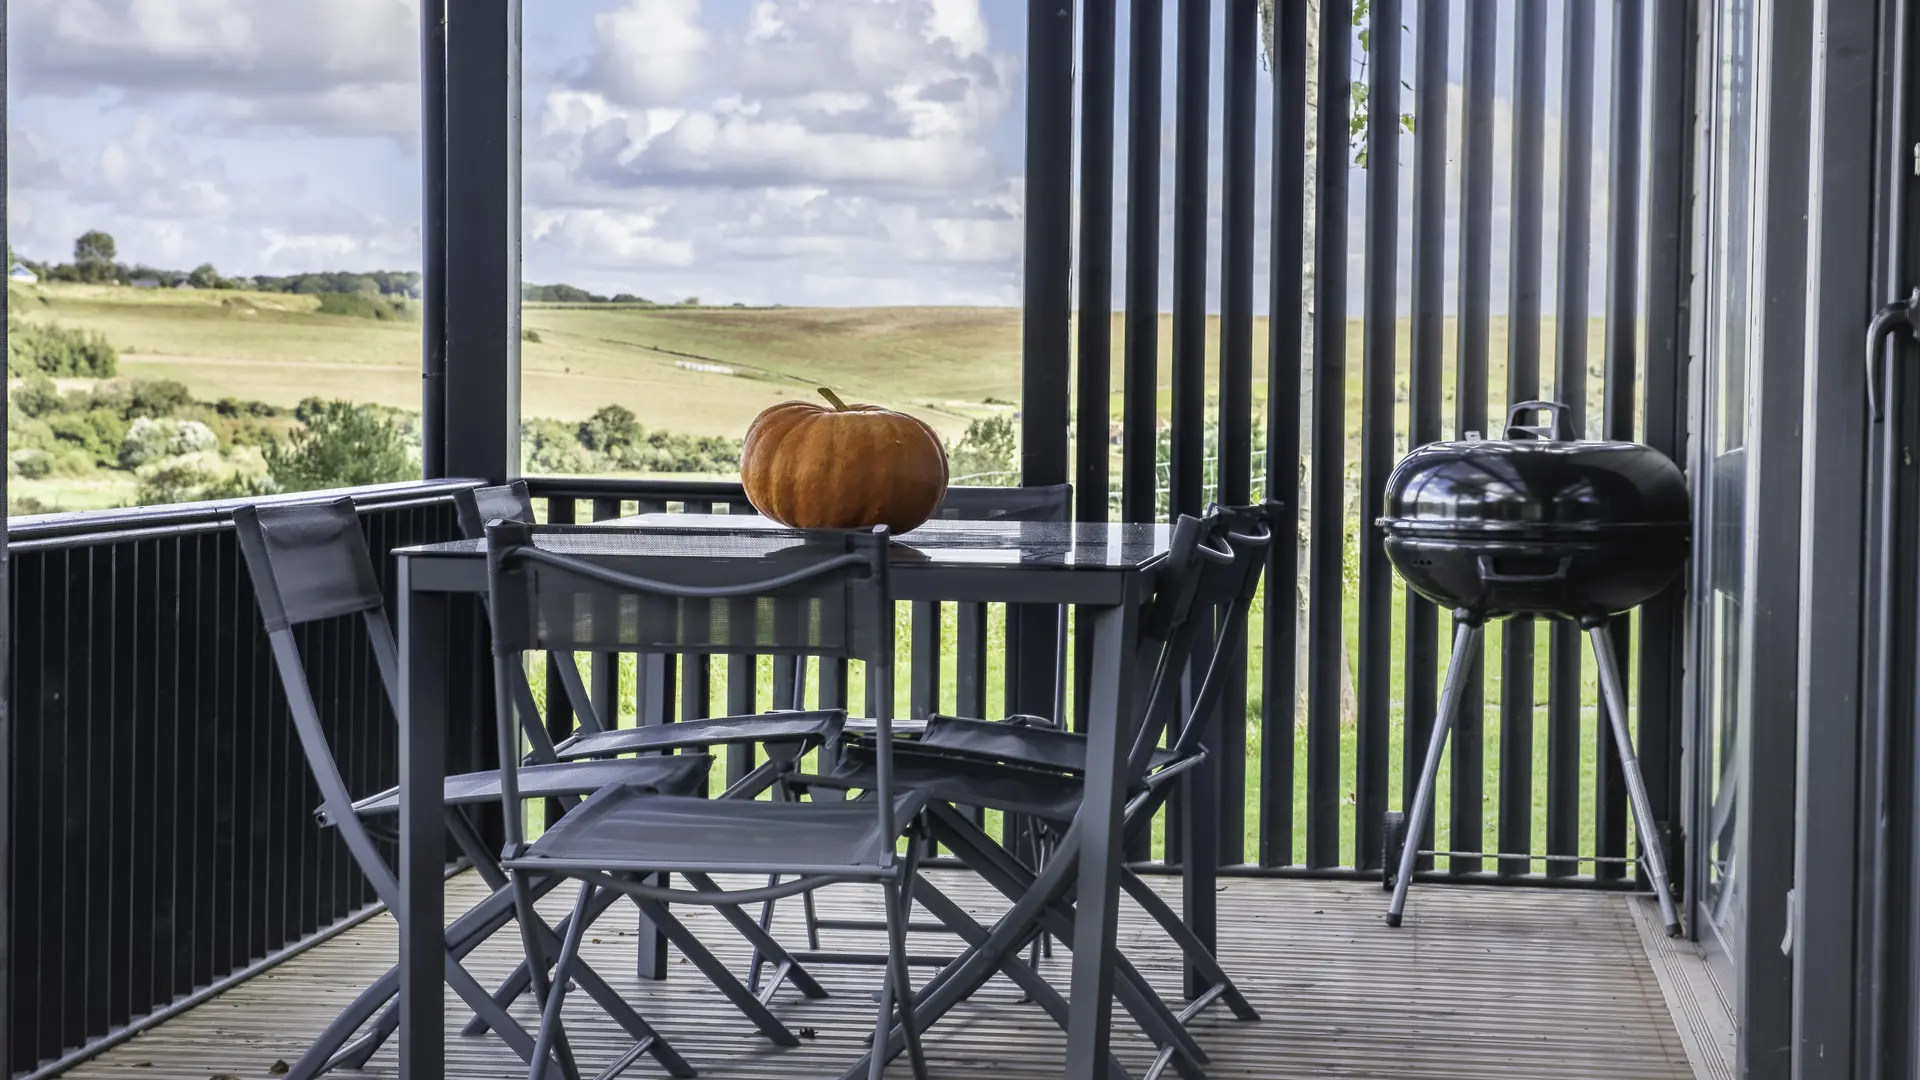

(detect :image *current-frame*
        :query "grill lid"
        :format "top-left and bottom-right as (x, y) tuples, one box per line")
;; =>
(1379, 401), (1689, 540)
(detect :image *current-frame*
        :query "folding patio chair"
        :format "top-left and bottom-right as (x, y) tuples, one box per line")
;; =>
(454, 481), (849, 1027)
(777, 483), (1074, 984)
(484, 518), (932, 1080)
(829, 503), (1278, 1080)
(233, 498), (712, 1080)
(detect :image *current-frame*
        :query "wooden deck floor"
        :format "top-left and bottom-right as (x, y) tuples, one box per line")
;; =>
(62, 871), (1691, 1080)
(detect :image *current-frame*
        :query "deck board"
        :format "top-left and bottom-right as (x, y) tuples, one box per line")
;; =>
(61, 871), (1690, 1079)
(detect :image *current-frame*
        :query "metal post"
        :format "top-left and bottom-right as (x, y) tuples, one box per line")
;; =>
(443, 0), (520, 483)
(1401, 0), (1448, 877)
(1215, 0), (1258, 870)
(1549, 0), (1597, 880)
(1120, 0), (1163, 527)
(1450, 0), (1497, 875)
(1306, 0), (1354, 871)
(1738, 0), (1816, 1068)
(1498, 0), (1547, 880)
(420, 0), (447, 480)
(1, 0), (12, 1064)
(1637, 0), (1697, 901)
(1355, 0), (1401, 872)
(1260, 0), (1307, 869)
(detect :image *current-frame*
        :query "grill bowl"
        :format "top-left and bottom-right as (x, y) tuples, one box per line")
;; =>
(1378, 401), (1690, 622)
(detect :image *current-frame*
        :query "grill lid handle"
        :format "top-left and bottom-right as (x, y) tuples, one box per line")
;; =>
(1503, 400), (1576, 442)
(1476, 554), (1574, 584)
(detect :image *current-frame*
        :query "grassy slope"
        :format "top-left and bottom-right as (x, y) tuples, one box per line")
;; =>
(14, 284), (1617, 452)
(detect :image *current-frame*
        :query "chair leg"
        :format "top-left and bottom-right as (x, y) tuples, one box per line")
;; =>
(634, 894), (802, 1046)
(803, 883), (824, 949)
(889, 840), (929, 1079)
(1119, 869), (1258, 1020)
(682, 871), (831, 1000)
(1388, 618), (1482, 928)
(526, 881), (594, 1080)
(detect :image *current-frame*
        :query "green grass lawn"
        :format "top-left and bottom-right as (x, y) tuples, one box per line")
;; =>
(526, 580), (1638, 872)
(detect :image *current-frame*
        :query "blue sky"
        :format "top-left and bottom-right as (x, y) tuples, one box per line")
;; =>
(8, 0), (1630, 313)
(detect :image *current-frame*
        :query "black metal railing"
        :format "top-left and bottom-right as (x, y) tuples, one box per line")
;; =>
(4, 481), (488, 1078)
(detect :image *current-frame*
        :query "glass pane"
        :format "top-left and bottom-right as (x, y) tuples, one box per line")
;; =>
(5, 7), (424, 514)
(1697, 0), (1759, 963)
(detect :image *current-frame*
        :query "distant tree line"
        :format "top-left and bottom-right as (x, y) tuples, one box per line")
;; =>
(522, 282), (659, 305)
(11, 230), (422, 298)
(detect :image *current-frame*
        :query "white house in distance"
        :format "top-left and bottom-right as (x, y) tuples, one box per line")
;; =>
(9, 263), (37, 283)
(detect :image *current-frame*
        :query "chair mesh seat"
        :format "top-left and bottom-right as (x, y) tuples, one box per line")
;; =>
(512, 788), (926, 875)
(338, 756), (713, 822)
(820, 750), (1089, 822)
(917, 715), (1178, 774)
(558, 711), (843, 760)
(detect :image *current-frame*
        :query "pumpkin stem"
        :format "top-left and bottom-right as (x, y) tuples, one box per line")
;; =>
(818, 387), (851, 411)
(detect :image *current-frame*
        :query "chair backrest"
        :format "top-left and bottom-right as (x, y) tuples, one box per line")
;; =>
(233, 497), (386, 633)
(455, 480), (536, 540)
(1124, 501), (1279, 782)
(926, 484), (1073, 724)
(934, 483), (1072, 524)
(485, 520), (905, 853)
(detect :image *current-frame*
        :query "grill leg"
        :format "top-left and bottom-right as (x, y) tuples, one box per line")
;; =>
(1388, 617), (1483, 928)
(1588, 624), (1683, 937)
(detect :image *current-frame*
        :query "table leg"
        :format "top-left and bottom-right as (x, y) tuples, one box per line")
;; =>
(398, 562), (448, 1080)
(1066, 590), (1142, 1080)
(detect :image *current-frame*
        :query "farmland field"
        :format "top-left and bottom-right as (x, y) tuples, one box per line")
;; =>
(10, 282), (1613, 449)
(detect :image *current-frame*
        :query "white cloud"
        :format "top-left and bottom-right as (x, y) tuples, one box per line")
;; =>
(8, 117), (418, 274)
(522, 0), (1024, 303)
(584, 0), (713, 108)
(10, 0), (419, 140)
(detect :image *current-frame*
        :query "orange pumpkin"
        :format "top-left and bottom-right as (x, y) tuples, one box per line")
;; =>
(741, 388), (949, 533)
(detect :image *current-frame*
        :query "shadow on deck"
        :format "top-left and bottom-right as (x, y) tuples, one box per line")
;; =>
(59, 871), (1692, 1079)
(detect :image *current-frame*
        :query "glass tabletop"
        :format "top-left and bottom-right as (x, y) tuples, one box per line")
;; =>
(399, 513), (1169, 571)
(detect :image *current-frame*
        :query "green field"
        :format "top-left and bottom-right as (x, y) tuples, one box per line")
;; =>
(9, 281), (1634, 868)
(11, 282), (1614, 448)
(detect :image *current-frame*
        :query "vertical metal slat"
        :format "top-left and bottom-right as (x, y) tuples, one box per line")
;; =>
(1450, 0), (1497, 875)
(1547, 0), (1597, 879)
(1305, 0), (1354, 870)
(1402, 0), (1450, 874)
(1499, 0), (1548, 878)
(1354, 0), (1402, 872)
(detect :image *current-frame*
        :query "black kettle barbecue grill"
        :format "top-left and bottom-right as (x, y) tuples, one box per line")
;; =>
(1378, 400), (1688, 935)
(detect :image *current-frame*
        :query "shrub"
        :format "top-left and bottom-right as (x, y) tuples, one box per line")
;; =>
(522, 328), (543, 344)
(121, 416), (218, 468)
(13, 374), (62, 418)
(136, 448), (275, 505)
(48, 407), (130, 466)
(947, 415), (1016, 481)
(7, 319), (118, 378)
(522, 417), (596, 474)
(127, 378), (194, 419)
(316, 292), (409, 321)
(8, 448), (51, 480)
(580, 404), (641, 454)
(267, 399), (415, 492)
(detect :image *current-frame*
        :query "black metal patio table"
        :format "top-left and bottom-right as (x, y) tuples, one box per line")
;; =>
(391, 514), (1173, 1080)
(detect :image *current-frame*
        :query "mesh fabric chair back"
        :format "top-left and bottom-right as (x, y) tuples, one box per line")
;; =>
(933, 483), (1071, 523)
(486, 522), (893, 660)
(233, 498), (384, 632)
(456, 480), (537, 539)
